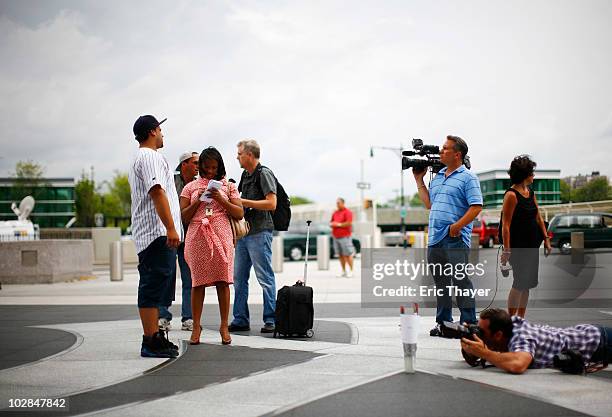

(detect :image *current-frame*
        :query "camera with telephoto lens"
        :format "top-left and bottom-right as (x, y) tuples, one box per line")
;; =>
(402, 138), (471, 173)
(441, 321), (486, 368)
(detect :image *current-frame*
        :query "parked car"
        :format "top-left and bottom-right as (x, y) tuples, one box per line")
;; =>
(382, 230), (426, 247)
(547, 212), (612, 254)
(472, 217), (500, 248)
(279, 223), (361, 261)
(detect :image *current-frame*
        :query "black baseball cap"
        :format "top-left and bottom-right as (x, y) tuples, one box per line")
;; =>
(133, 115), (167, 140)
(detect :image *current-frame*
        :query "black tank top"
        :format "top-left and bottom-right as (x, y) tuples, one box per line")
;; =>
(506, 188), (542, 248)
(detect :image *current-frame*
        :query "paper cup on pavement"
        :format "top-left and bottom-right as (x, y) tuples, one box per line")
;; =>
(401, 314), (420, 344)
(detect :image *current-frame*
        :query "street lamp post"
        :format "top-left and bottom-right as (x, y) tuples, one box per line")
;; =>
(370, 144), (407, 248)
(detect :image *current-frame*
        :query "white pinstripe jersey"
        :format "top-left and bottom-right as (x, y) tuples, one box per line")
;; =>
(128, 148), (183, 254)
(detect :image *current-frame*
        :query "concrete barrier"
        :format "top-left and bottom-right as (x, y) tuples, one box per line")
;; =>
(470, 234), (480, 264)
(317, 235), (330, 270)
(121, 238), (138, 263)
(40, 227), (123, 265)
(272, 235), (283, 273)
(571, 231), (584, 264)
(0, 240), (93, 284)
(110, 241), (123, 281)
(92, 228), (121, 264)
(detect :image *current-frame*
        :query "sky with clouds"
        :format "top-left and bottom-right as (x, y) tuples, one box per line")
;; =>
(1, 0), (611, 204)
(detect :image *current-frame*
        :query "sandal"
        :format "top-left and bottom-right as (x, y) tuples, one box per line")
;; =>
(220, 325), (232, 345)
(189, 326), (201, 345)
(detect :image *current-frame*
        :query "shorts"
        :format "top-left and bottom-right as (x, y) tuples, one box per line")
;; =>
(137, 236), (177, 308)
(333, 236), (354, 257)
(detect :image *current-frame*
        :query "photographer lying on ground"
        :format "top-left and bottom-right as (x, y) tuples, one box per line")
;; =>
(459, 308), (610, 374)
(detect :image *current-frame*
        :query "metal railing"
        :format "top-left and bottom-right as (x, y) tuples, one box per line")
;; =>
(291, 200), (612, 225)
(481, 200), (612, 222)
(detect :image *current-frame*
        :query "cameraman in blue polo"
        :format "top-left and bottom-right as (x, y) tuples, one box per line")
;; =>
(413, 135), (483, 336)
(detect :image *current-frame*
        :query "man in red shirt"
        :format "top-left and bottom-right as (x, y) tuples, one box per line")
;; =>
(330, 198), (355, 277)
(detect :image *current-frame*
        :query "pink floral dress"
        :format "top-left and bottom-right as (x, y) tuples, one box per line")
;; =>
(181, 178), (239, 288)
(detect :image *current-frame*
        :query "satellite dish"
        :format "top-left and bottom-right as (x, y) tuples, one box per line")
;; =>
(11, 196), (35, 221)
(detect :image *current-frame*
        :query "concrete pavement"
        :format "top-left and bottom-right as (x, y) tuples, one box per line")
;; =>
(1, 258), (611, 416)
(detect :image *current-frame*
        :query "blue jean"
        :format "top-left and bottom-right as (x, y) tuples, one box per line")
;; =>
(158, 243), (192, 322)
(232, 230), (276, 326)
(427, 234), (477, 325)
(595, 326), (612, 364)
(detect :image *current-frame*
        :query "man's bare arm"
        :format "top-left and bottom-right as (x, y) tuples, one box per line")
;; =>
(461, 336), (532, 374)
(149, 185), (179, 248)
(413, 169), (432, 209)
(449, 205), (482, 237)
(241, 192), (277, 211)
(458, 205), (482, 228)
(481, 350), (532, 374)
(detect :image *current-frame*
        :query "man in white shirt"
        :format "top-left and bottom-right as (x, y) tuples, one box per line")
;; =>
(128, 115), (182, 358)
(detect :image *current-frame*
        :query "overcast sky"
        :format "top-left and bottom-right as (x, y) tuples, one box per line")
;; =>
(1, 0), (611, 204)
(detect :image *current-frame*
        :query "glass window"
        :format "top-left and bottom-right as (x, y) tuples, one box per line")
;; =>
(570, 215), (601, 228)
(556, 216), (571, 227)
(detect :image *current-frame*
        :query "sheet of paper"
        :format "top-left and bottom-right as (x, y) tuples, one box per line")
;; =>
(199, 180), (223, 202)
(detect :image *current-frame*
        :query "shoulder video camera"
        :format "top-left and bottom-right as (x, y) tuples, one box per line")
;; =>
(402, 138), (471, 173)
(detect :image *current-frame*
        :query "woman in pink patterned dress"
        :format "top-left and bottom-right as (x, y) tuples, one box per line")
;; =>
(180, 147), (243, 345)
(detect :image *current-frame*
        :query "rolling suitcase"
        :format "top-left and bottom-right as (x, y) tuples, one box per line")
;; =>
(274, 220), (315, 338)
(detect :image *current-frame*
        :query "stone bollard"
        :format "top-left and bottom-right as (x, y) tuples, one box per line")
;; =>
(272, 235), (284, 273)
(412, 231), (426, 248)
(470, 234), (480, 265)
(570, 231), (584, 265)
(360, 234), (372, 250)
(317, 235), (330, 270)
(110, 241), (123, 281)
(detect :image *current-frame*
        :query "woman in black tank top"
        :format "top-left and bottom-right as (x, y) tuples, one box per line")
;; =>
(500, 156), (552, 318)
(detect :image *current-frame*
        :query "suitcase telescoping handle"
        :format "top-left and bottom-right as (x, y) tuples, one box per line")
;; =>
(303, 220), (312, 286)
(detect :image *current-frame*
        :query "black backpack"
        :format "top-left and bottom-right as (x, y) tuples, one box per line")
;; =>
(239, 165), (291, 231)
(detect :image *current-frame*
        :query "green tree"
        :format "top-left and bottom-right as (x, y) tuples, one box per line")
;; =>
(75, 173), (96, 227)
(409, 192), (424, 207)
(75, 170), (131, 227)
(12, 160), (45, 179)
(10, 160), (48, 201)
(290, 195), (313, 205)
(560, 180), (571, 203)
(98, 193), (124, 219)
(383, 193), (423, 208)
(106, 171), (131, 216)
(573, 178), (612, 202)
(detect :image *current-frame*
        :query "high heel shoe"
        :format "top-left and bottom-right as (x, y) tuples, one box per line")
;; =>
(220, 325), (232, 345)
(189, 327), (201, 345)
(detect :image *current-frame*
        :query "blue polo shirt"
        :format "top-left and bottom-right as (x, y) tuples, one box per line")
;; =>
(428, 165), (483, 247)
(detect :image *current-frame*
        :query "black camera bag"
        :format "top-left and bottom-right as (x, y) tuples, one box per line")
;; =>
(553, 349), (586, 375)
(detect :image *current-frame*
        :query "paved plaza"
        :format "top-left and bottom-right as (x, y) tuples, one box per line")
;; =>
(1, 256), (612, 416)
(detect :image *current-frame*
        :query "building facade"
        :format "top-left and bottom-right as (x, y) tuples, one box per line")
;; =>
(477, 170), (561, 209)
(0, 177), (76, 228)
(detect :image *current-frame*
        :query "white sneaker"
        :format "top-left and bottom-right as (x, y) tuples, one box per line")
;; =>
(336, 271), (347, 278)
(181, 319), (194, 331)
(346, 270), (353, 278)
(158, 318), (172, 331)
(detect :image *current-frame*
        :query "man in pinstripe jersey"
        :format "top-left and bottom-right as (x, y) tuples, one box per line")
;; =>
(129, 115), (183, 358)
